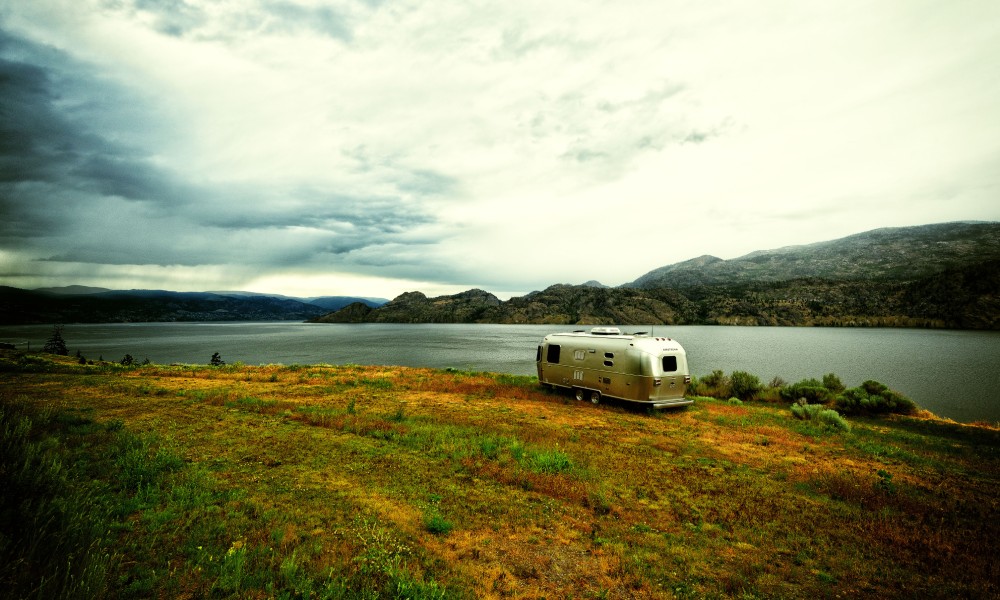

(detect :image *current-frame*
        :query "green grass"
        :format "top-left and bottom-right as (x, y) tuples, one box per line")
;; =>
(1, 351), (998, 598)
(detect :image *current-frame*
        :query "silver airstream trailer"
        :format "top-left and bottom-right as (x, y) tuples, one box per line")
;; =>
(536, 327), (692, 408)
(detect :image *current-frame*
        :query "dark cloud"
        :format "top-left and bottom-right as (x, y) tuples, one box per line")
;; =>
(0, 31), (167, 195)
(123, 0), (353, 41)
(0, 27), (451, 283)
(263, 1), (352, 41)
(133, 0), (207, 37)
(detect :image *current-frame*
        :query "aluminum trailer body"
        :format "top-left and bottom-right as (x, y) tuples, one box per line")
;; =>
(536, 327), (692, 408)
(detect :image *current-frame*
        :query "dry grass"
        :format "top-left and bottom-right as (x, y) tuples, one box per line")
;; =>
(1, 351), (998, 599)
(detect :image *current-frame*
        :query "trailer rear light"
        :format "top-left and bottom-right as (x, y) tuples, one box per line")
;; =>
(684, 375), (691, 384)
(653, 378), (662, 386)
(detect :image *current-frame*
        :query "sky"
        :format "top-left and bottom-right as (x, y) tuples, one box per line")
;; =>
(1, 1), (998, 300)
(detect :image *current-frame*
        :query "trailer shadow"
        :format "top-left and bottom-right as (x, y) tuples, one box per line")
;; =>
(541, 385), (690, 417)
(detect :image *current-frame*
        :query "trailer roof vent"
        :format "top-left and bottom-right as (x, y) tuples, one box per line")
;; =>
(590, 327), (621, 336)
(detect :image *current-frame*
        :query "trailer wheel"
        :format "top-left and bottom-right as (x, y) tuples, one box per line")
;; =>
(575, 388), (585, 401)
(590, 391), (601, 405)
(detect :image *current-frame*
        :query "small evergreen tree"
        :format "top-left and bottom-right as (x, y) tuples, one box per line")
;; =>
(120, 354), (135, 366)
(210, 352), (225, 366)
(43, 325), (68, 355)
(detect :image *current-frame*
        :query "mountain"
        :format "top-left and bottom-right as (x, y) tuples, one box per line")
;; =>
(207, 292), (387, 310)
(313, 222), (1000, 330)
(306, 296), (388, 310)
(0, 288), (330, 324)
(311, 289), (501, 324)
(628, 222), (1000, 288)
(33, 285), (112, 295)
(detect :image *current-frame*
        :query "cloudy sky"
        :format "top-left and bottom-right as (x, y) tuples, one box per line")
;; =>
(2, 1), (998, 300)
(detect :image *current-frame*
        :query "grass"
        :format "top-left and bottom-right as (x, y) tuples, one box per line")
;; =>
(1, 350), (998, 598)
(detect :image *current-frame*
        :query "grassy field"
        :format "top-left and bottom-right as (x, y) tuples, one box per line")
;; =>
(2, 351), (998, 599)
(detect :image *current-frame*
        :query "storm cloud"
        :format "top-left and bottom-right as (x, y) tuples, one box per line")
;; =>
(0, 22), (452, 288)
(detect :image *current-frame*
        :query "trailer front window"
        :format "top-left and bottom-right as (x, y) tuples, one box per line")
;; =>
(662, 356), (677, 372)
(547, 344), (561, 363)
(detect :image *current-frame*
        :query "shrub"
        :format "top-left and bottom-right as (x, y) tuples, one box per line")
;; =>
(120, 354), (135, 366)
(816, 409), (851, 432)
(780, 379), (834, 405)
(526, 449), (573, 474)
(790, 401), (823, 421)
(822, 373), (845, 393)
(729, 371), (762, 401)
(699, 369), (731, 398)
(834, 380), (917, 416)
(424, 512), (453, 535)
(790, 400), (850, 432)
(210, 352), (225, 367)
(727, 397), (743, 406)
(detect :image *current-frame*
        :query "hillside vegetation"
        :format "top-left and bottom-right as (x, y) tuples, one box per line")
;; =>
(2, 352), (997, 598)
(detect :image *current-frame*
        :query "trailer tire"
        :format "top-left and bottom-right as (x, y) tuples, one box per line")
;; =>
(590, 391), (601, 405)
(575, 388), (585, 402)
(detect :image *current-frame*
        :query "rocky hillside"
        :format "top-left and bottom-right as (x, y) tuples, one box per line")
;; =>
(628, 222), (1000, 288)
(313, 222), (1000, 329)
(312, 289), (502, 324)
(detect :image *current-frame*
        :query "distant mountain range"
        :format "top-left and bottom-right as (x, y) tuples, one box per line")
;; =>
(312, 222), (1000, 330)
(3, 222), (998, 329)
(0, 288), (387, 325)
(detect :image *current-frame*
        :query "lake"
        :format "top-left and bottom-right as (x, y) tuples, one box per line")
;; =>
(2, 322), (998, 424)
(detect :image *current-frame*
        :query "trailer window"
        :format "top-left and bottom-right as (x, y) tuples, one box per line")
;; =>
(662, 356), (677, 372)
(547, 344), (561, 363)
(536, 346), (542, 362)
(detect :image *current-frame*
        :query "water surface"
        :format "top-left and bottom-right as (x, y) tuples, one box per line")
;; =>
(2, 323), (997, 423)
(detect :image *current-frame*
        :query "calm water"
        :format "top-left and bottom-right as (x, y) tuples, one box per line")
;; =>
(2, 322), (998, 423)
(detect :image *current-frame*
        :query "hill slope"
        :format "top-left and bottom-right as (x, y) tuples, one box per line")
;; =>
(315, 260), (1000, 329)
(2, 353), (997, 598)
(628, 221), (1000, 288)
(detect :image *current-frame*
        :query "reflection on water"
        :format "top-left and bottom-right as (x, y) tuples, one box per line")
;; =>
(1, 322), (997, 424)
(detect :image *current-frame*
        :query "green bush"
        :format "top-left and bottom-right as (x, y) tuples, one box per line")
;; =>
(822, 373), (845, 393)
(791, 401), (823, 420)
(780, 379), (834, 404)
(526, 449), (573, 474)
(424, 512), (453, 535)
(699, 370), (731, 398)
(834, 380), (917, 416)
(790, 400), (850, 432)
(816, 409), (851, 432)
(729, 371), (762, 401)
